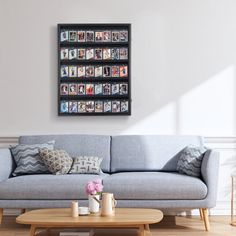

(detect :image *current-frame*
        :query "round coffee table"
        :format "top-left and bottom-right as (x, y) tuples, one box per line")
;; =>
(16, 208), (163, 236)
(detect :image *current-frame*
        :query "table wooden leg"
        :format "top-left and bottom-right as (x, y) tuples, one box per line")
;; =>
(29, 225), (36, 236)
(139, 225), (145, 236)
(144, 224), (151, 236)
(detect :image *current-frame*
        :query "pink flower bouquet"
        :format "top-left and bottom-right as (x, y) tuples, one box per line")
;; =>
(85, 179), (104, 195)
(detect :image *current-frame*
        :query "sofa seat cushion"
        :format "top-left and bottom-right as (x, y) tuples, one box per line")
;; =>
(103, 172), (207, 200)
(0, 174), (109, 200)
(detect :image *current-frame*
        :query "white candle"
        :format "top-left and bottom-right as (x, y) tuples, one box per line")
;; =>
(71, 201), (79, 218)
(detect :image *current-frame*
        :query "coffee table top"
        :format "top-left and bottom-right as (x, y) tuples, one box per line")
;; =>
(16, 208), (163, 227)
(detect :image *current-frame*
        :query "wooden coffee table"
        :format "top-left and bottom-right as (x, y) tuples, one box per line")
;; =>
(16, 208), (163, 236)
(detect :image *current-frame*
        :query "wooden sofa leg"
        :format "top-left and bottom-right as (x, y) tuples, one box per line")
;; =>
(0, 208), (3, 225)
(199, 208), (203, 220)
(202, 208), (210, 231)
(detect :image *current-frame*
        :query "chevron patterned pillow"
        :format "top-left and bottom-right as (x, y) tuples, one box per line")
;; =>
(39, 149), (73, 175)
(69, 156), (103, 174)
(177, 146), (207, 178)
(10, 141), (55, 176)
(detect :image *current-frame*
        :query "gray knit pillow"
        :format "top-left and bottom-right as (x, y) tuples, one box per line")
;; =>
(69, 156), (103, 174)
(177, 146), (207, 178)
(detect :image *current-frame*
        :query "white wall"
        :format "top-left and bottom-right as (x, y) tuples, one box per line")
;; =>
(0, 0), (236, 136)
(1, 0), (236, 215)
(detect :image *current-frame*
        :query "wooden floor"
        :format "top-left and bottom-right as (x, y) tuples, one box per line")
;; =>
(1, 215), (236, 236)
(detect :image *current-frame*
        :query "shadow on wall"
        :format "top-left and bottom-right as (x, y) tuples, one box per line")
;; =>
(47, 6), (236, 136)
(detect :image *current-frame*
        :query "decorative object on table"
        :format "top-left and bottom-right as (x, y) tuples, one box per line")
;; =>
(10, 141), (55, 176)
(78, 207), (90, 216)
(177, 145), (207, 177)
(39, 149), (73, 175)
(85, 179), (103, 213)
(99, 192), (117, 216)
(58, 23), (131, 116)
(231, 174), (236, 226)
(69, 156), (103, 174)
(71, 201), (79, 218)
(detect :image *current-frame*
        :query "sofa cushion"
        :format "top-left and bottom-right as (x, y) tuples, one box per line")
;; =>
(69, 156), (103, 174)
(0, 174), (109, 200)
(39, 149), (73, 175)
(10, 141), (55, 176)
(19, 134), (111, 172)
(111, 135), (204, 172)
(177, 146), (207, 177)
(103, 172), (207, 200)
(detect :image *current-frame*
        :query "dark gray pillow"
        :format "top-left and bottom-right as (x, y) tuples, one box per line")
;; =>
(10, 141), (55, 176)
(177, 146), (207, 178)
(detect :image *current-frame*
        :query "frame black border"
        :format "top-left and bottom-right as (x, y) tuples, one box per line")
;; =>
(58, 23), (131, 116)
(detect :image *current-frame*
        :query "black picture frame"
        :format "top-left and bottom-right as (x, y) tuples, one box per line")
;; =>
(58, 23), (131, 116)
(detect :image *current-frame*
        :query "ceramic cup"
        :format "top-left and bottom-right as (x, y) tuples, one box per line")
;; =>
(79, 207), (90, 215)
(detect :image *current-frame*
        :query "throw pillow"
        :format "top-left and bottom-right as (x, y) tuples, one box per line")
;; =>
(39, 149), (73, 175)
(177, 146), (207, 178)
(10, 141), (55, 176)
(69, 156), (103, 174)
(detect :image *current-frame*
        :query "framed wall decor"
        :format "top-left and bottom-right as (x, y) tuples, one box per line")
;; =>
(58, 24), (131, 116)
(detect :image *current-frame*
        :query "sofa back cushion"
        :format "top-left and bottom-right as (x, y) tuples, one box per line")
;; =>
(19, 135), (111, 172)
(111, 135), (204, 172)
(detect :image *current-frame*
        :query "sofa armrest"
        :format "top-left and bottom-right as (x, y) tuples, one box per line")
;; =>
(0, 149), (14, 182)
(201, 149), (220, 208)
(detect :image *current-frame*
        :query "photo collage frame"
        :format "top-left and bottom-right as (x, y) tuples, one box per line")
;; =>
(58, 24), (131, 116)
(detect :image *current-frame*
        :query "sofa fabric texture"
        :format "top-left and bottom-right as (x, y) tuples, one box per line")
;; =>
(69, 156), (103, 174)
(39, 149), (73, 175)
(0, 174), (109, 200)
(19, 135), (111, 172)
(111, 135), (204, 173)
(177, 146), (207, 177)
(10, 141), (55, 176)
(103, 172), (207, 200)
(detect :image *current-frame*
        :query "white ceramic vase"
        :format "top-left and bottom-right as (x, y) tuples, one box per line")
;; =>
(88, 194), (100, 213)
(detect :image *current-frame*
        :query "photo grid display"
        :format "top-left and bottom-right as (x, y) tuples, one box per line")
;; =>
(59, 25), (130, 115)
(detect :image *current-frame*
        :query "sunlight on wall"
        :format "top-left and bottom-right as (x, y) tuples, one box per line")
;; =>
(178, 65), (235, 136)
(122, 65), (235, 136)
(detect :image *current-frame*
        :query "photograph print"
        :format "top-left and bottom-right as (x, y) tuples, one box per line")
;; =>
(85, 101), (94, 112)
(77, 31), (85, 42)
(112, 66), (119, 77)
(94, 83), (103, 95)
(95, 48), (103, 60)
(78, 83), (85, 95)
(95, 66), (103, 77)
(95, 101), (103, 113)
(69, 101), (78, 113)
(111, 48), (119, 60)
(112, 100), (121, 113)
(61, 65), (69, 77)
(111, 83), (119, 95)
(103, 83), (111, 95)
(103, 66), (111, 77)
(77, 66), (86, 77)
(77, 48), (86, 60)
(60, 101), (68, 113)
(68, 48), (77, 60)
(60, 83), (69, 95)
(103, 48), (111, 60)
(78, 101), (86, 113)
(120, 83), (128, 95)
(69, 30), (77, 42)
(104, 101), (111, 112)
(86, 48), (94, 60)
(60, 30), (68, 42)
(86, 83), (94, 95)
(95, 31), (103, 42)
(60, 48), (68, 60)
(112, 31), (120, 42)
(119, 48), (128, 60)
(120, 65), (128, 77)
(69, 83), (77, 95)
(103, 31), (111, 42)
(86, 66), (95, 77)
(69, 66), (77, 77)
(120, 30), (128, 42)
(86, 30), (94, 42)
(121, 100), (129, 112)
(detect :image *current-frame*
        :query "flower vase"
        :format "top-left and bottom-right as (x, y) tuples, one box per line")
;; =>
(89, 194), (100, 213)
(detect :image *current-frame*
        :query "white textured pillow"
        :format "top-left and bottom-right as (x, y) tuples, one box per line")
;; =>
(69, 156), (103, 174)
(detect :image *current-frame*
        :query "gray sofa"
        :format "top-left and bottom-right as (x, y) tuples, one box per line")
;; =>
(0, 135), (219, 230)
